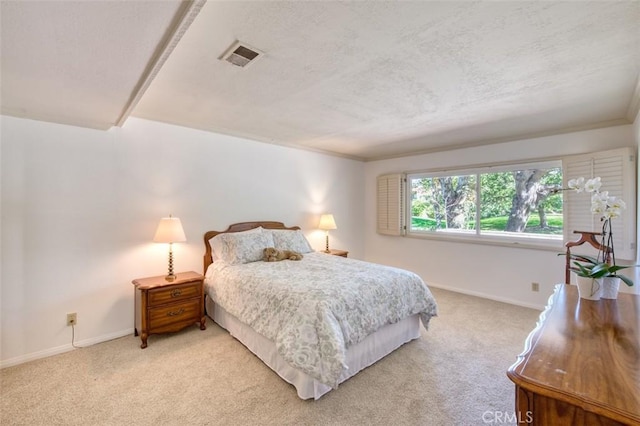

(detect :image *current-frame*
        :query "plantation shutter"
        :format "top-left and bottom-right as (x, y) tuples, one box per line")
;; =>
(377, 173), (405, 236)
(563, 147), (636, 261)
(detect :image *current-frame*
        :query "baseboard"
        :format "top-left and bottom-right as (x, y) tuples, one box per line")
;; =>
(0, 328), (135, 369)
(1, 286), (542, 369)
(427, 282), (546, 311)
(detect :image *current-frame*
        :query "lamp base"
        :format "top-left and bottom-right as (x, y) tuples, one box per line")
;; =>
(165, 245), (176, 282)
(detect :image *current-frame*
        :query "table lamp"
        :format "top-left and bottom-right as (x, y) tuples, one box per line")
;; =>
(153, 215), (186, 281)
(318, 214), (337, 253)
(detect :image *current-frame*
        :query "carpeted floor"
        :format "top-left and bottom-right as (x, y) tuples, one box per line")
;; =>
(0, 287), (540, 426)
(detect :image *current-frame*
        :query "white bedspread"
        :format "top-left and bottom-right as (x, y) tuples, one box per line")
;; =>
(205, 252), (437, 387)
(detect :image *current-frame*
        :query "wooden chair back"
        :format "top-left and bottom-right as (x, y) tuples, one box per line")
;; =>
(564, 230), (611, 284)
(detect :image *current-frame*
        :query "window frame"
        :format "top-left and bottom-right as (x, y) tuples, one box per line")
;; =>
(405, 159), (565, 250)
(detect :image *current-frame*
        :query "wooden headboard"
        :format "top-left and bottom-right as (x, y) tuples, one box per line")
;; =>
(203, 221), (301, 273)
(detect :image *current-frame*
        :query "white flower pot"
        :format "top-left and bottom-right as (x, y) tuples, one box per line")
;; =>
(575, 276), (602, 300)
(600, 276), (621, 299)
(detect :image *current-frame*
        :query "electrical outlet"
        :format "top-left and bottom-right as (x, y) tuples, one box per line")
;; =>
(531, 282), (540, 292)
(66, 312), (77, 326)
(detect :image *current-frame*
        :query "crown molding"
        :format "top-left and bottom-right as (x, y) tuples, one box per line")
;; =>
(364, 118), (631, 162)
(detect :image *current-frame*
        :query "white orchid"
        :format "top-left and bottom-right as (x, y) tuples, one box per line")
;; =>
(605, 208), (622, 219)
(568, 176), (627, 258)
(590, 199), (606, 215)
(565, 176), (634, 286)
(584, 177), (602, 193)
(592, 190), (608, 201)
(568, 178), (627, 222)
(609, 197), (626, 210)
(567, 177), (585, 192)
(603, 196), (626, 219)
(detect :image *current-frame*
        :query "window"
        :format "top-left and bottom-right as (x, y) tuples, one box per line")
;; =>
(408, 161), (563, 244)
(377, 147), (636, 256)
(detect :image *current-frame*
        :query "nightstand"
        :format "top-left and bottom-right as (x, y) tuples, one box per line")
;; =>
(325, 249), (348, 258)
(132, 271), (206, 348)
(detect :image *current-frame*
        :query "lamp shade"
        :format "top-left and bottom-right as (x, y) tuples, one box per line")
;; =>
(318, 214), (337, 230)
(153, 216), (186, 243)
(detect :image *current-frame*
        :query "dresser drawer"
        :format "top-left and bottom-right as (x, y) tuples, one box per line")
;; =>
(148, 299), (201, 333)
(148, 281), (201, 306)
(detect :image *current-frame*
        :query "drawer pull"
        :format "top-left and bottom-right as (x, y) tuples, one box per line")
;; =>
(166, 308), (185, 317)
(171, 289), (182, 297)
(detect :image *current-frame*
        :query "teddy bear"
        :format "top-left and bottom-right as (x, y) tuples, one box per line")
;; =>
(263, 247), (303, 262)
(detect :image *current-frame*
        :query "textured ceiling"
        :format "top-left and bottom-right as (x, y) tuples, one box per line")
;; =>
(0, 0), (197, 129)
(2, 1), (639, 161)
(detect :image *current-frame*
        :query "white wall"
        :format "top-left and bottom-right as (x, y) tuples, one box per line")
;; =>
(0, 116), (364, 366)
(363, 125), (638, 309)
(2, 115), (637, 367)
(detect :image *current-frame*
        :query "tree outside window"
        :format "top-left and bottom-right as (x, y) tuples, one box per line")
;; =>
(409, 164), (563, 239)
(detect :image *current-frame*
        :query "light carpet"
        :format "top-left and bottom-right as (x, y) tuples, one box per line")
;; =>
(0, 288), (540, 425)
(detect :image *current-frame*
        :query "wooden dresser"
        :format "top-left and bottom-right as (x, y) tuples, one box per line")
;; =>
(507, 284), (640, 425)
(132, 271), (206, 348)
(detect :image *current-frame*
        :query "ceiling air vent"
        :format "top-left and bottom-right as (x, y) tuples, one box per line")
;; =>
(220, 41), (263, 68)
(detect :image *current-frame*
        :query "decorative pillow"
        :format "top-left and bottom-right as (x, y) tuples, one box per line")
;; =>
(269, 229), (313, 254)
(214, 231), (274, 265)
(211, 227), (263, 262)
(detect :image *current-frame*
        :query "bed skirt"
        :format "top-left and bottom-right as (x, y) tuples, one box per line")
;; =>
(205, 296), (421, 400)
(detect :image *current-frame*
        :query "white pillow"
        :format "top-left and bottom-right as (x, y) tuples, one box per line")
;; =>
(269, 229), (313, 254)
(214, 230), (274, 265)
(211, 227), (263, 262)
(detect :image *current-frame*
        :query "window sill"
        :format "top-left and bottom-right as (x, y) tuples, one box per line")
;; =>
(405, 231), (564, 252)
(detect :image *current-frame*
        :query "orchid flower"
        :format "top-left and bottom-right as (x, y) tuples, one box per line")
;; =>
(567, 176), (628, 274)
(584, 177), (602, 193)
(591, 199), (606, 215)
(603, 196), (626, 219)
(609, 197), (626, 210)
(567, 177), (585, 192)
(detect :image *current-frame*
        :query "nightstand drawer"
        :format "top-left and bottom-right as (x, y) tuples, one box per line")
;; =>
(148, 282), (201, 306)
(148, 299), (200, 332)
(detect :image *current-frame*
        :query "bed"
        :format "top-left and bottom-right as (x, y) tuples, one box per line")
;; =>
(203, 221), (437, 400)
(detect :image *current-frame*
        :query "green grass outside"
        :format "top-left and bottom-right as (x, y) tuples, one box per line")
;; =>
(411, 214), (563, 234)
